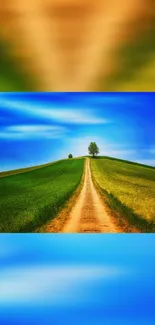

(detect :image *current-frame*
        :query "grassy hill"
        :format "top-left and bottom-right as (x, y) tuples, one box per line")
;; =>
(0, 160), (63, 178)
(91, 156), (155, 232)
(1, 155), (154, 233)
(0, 158), (84, 232)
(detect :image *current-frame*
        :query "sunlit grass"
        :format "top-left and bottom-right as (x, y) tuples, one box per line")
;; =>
(91, 157), (155, 232)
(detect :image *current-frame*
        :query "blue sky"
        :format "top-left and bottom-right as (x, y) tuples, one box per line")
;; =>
(0, 92), (155, 171)
(0, 234), (155, 325)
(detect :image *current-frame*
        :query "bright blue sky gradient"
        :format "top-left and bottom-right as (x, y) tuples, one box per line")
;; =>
(0, 92), (155, 171)
(0, 235), (155, 325)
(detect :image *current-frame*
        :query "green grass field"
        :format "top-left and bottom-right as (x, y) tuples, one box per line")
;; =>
(0, 161), (60, 178)
(0, 158), (84, 233)
(91, 157), (155, 232)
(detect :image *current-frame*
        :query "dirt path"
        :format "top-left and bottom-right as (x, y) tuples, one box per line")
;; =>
(63, 158), (118, 233)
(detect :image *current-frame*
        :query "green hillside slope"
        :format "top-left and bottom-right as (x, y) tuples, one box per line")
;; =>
(91, 157), (155, 232)
(0, 158), (84, 233)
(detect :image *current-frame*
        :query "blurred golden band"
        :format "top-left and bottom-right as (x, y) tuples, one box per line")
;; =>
(0, 0), (155, 91)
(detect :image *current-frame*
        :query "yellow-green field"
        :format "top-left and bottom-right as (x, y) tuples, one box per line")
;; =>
(91, 157), (155, 232)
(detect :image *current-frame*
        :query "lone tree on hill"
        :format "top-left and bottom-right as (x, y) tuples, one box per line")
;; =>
(88, 142), (99, 157)
(68, 154), (73, 159)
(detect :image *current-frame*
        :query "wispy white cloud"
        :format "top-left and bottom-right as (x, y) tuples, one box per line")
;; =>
(45, 108), (108, 124)
(8, 125), (63, 133)
(0, 124), (67, 140)
(0, 265), (124, 306)
(0, 98), (110, 125)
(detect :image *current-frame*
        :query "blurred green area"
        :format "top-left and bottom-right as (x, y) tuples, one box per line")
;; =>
(0, 37), (38, 91)
(97, 26), (155, 92)
(0, 21), (154, 92)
